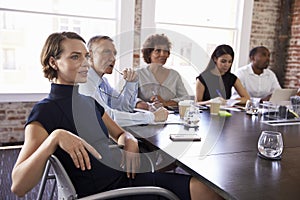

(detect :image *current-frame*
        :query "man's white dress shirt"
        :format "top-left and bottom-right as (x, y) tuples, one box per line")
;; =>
(232, 63), (281, 99)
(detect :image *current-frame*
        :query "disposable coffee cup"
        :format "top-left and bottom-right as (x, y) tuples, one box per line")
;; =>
(209, 97), (222, 115)
(178, 100), (193, 119)
(210, 102), (220, 115)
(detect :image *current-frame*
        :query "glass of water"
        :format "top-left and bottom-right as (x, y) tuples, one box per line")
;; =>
(245, 97), (260, 115)
(183, 104), (200, 128)
(257, 131), (283, 160)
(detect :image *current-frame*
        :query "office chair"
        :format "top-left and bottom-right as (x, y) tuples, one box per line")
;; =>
(37, 154), (180, 200)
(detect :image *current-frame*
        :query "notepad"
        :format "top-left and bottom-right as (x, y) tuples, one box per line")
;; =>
(226, 99), (241, 107)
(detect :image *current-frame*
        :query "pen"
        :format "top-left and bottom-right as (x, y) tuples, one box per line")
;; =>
(216, 89), (223, 98)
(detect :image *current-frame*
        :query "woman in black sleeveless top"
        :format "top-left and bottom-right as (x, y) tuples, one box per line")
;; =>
(196, 44), (249, 104)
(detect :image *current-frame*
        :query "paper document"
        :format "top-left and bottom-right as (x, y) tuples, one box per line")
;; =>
(226, 99), (241, 107)
(134, 109), (183, 125)
(134, 108), (174, 114)
(154, 114), (184, 125)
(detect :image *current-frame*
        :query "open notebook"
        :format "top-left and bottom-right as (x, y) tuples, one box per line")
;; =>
(269, 88), (298, 103)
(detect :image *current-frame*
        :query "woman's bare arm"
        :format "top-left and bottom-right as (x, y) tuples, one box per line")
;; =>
(233, 78), (250, 104)
(102, 112), (140, 178)
(11, 122), (57, 197)
(195, 79), (205, 102)
(11, 122), (101, 197)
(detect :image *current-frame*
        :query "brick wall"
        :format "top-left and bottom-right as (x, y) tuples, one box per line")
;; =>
(250, 0), (299, 88)
(285, 0), (300, 88)
(250, 0), (280, 61)
(0, 102), (35, 145)
(133, 0), (142, 67)
(249, 0), (289, 87)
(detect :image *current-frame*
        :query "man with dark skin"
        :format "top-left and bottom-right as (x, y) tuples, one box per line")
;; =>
(232, 46), (281, 102)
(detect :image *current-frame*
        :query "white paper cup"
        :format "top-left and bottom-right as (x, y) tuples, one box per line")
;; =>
(178, 100), (193, 119)
(210, 102), (220, 115)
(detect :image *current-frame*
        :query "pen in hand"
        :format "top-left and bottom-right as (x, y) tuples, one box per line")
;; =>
(216, 89), (228, 105)
(216, 89), (223, 98)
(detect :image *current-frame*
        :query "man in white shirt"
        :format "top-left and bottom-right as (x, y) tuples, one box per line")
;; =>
(79, 35), (168, 127)
(232, 46), (281, 102)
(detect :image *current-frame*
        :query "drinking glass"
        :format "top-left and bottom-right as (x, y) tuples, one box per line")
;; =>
(245, 98), (260, 115)
(179, 100), (193, 119)
(183, 105), (200, 128)
(290, 96), (300, 117)
(257, 131), (283, 160)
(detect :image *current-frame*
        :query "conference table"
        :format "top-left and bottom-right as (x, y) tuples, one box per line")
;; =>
(124, 109), (300, 200)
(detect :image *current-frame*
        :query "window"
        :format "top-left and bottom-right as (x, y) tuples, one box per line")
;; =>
(140, 0), (254, 95)
(0, 0), (135, 101)
(2, 48), (16, 70)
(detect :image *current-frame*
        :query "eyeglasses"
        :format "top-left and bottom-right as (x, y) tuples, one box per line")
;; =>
(99, 67), (125, 99)
(99, 84), (126, 99)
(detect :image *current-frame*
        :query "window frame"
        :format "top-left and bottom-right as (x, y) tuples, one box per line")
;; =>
(0, 0), (135, 102)
(139, 0), (254, 96)
(141, 0), (254, 70)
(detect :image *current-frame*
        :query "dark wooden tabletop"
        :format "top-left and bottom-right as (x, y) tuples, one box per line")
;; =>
(125, 110), (300, 200)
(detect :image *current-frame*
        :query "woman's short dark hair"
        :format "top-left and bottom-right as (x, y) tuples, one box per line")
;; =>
(204, 44), (234, 73)
(40, 32), (85, 80)
(142, 34), (172, 64)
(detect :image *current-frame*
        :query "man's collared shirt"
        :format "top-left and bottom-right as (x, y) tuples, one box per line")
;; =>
(232, 63), (281, 99)
(95, 70), (137, 112)
(79, 68), (155, 127)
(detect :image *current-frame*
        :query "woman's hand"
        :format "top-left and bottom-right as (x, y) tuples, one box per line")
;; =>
(101, 113), (140, 178)
(119, 134), (140, 179)
(210, 97), (226, 105)
(136, 101), (149, 110)
(150, 94), (164, 104)
(53, 129), (102, 171)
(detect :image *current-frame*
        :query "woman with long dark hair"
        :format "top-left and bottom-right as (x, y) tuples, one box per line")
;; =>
(195, 44), (249, 104)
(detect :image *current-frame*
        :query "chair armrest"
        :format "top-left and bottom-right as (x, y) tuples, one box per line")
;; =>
(109, 140), (155, 172)
(78, 186), (180, 200)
